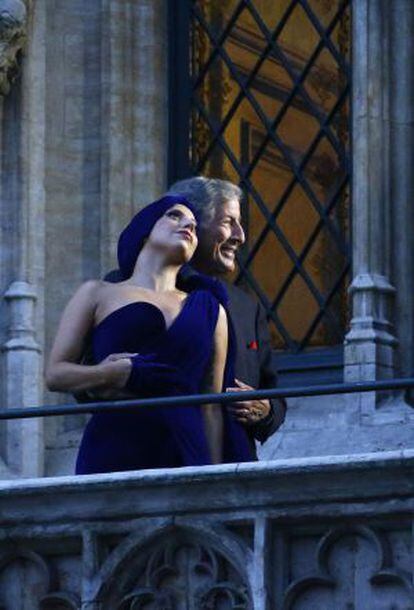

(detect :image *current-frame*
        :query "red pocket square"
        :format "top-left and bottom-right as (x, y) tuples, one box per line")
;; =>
(247, 340), (259, 350)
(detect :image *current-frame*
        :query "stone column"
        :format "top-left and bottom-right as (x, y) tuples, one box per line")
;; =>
(100, 0), (169, 274)
(388, 0), (414, 382)
(0, 0), (46, 477)
(132, 0), (169, 201)
(344, 0), (397, 387)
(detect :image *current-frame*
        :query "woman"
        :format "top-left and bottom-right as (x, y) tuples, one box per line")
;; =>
(46, 195), (253, 473)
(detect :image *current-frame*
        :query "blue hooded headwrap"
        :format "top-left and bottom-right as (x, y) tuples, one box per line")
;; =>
(117, 195), (199, 280)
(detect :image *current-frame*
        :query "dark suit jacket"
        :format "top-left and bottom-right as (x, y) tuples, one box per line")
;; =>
(224, 282), (286, 446)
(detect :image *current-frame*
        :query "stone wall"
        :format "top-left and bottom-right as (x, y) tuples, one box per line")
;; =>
(0, 0), (169, 478)
(0, 451), (413, 608)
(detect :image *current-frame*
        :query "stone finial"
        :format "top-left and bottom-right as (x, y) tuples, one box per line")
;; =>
(0, 0), (28, 96)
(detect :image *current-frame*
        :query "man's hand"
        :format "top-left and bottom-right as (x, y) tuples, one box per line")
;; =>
(226, 378), (271, 426)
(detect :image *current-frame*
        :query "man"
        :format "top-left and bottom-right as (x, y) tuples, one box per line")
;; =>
(166, 177), (286, 448)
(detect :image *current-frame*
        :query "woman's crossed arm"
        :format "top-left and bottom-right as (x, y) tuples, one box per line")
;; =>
(46, 281), (132, 394)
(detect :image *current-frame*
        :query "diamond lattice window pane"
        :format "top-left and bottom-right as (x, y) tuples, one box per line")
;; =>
(190, 0), (351, 353)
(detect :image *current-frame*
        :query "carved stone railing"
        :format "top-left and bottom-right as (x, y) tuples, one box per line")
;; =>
(0, 450), (413, 609)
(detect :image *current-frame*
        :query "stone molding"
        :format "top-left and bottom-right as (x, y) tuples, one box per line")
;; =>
(2, 450), (414, 521)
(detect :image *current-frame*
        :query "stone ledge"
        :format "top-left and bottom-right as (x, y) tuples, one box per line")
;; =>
(1, 450), (414, 527)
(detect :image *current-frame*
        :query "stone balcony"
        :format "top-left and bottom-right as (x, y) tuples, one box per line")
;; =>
(0, 450), (414, 609)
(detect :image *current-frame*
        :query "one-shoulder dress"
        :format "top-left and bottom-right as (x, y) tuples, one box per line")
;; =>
(75, 289), (254, 474)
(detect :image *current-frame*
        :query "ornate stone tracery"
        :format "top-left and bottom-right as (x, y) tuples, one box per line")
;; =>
(0, 548), (79, 610)
(116, 541), (250, 609)
(0, 0), (29, 95)
(283, 525), (414, 610)
(93, 525), (252, 610)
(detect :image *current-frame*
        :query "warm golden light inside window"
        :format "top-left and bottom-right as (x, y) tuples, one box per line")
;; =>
(191, 0), (350, 352)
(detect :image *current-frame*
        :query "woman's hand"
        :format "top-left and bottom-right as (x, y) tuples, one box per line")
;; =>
(46, 281), (136, 396)
(47, 351), (135, 396)
(97, 352), (135, 389)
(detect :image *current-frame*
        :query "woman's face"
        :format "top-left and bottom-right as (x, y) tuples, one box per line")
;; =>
(147, 204), (198, 262)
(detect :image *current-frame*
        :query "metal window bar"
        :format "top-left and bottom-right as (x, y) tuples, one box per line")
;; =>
(193, 99), (344, 345)
(193, 0), (349, 173)
(194, 0), (299, 170)
(192, 3), (349, 249)
(243, 0), (349, 164)
(238, 85), (351, 277)
(187, 0), (351, 353)
(192, 53), (349, 343)
(240, 16), (349, 189)
(1, 379), (413, 421)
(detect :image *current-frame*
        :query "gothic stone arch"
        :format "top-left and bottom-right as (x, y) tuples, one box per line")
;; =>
(90, 522), (253, 610)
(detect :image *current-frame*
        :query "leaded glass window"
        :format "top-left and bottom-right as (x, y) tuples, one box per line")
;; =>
(170, 0), (351, 356)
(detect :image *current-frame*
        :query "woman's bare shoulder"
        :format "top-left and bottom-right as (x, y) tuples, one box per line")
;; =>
(70, 279), (105, 308)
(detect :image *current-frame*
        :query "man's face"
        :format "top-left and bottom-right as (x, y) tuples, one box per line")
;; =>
(193, 197), (245, 276)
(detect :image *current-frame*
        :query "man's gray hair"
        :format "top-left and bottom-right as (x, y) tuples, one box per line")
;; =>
(167, 176), (243, 225)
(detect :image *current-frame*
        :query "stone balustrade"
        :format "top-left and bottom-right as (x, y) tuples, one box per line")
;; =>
(0, 450), (413, 609)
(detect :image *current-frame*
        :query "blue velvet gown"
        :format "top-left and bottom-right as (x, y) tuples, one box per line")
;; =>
(75, 289), (254, 474)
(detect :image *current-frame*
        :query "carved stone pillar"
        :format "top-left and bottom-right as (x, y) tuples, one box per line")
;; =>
(0, 0), (46, 477)
(99, 0), (169, 274)
(344, 0), (397, 388)
(2, 281), (43, 476)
